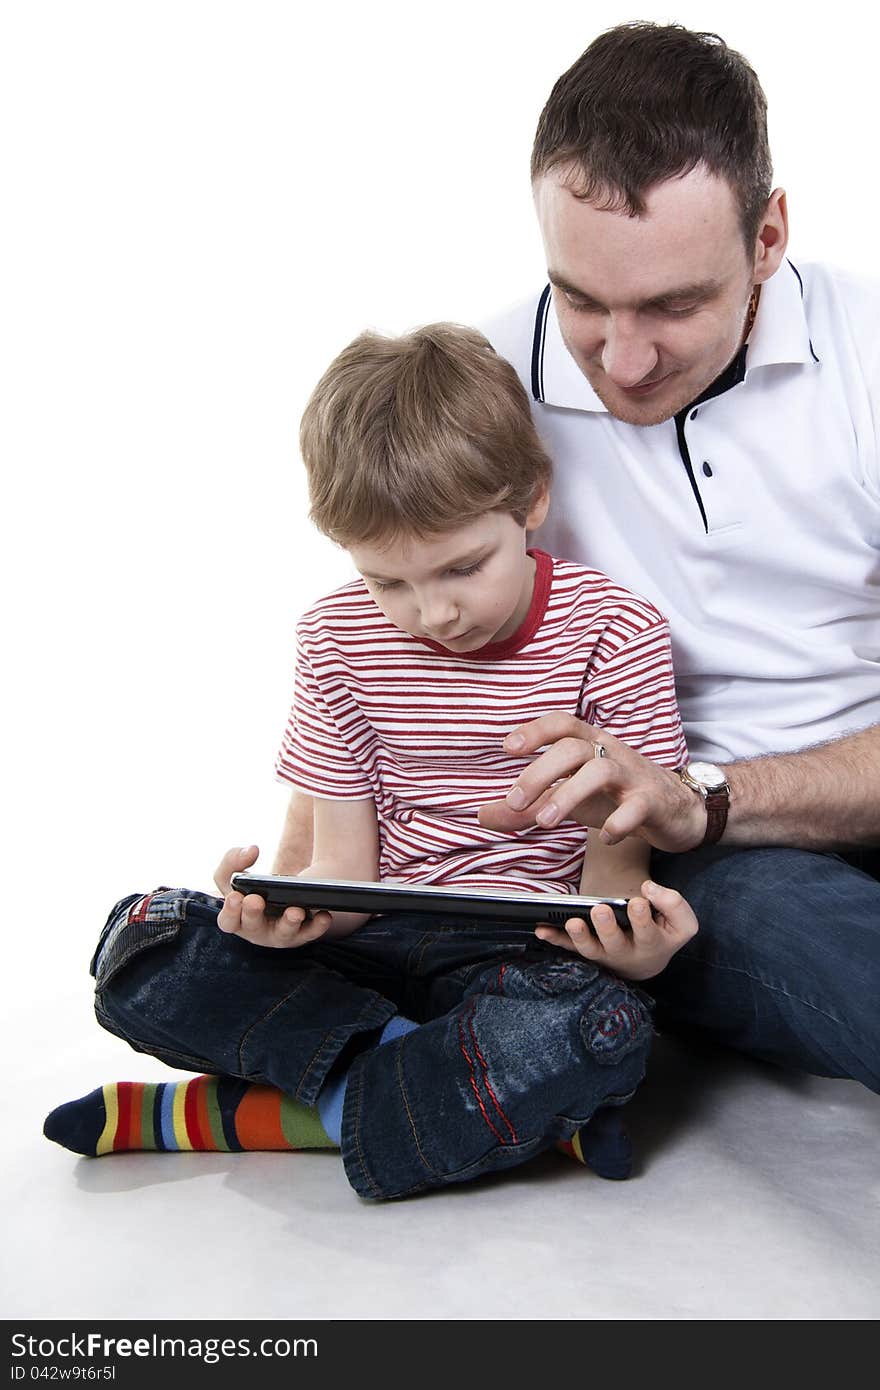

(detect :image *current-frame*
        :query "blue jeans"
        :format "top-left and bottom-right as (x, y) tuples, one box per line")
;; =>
(90, 891), (653, 1199)
(647, 845), (880, 1092)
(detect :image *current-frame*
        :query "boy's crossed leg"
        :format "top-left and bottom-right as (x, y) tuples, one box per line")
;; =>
(46, 890), (650, 1195)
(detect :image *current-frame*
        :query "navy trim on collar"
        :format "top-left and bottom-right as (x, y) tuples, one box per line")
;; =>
(531, 285), (552, 402)
(786, 260), (820, 362)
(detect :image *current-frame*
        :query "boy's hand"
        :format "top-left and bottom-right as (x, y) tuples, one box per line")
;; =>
(535, 880), (698, 981)
(214, 845), (262, 898)
(214, 845), (333, 949)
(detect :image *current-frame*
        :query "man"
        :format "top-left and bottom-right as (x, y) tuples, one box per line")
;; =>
(224, 20), (878, 1093)
(476, 21), (880, 1090)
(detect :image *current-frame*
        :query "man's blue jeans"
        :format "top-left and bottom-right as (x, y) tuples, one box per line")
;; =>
(90, 892), (653, 1200)
(647, 845), (880, 1092)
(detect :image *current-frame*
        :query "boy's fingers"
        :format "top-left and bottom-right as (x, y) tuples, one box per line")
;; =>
(626, 896), (656, 934)
(564, 917), (602, 957)
(535, 924), (576, 952)
(241, 893), (270, 928)
(642, 881), (699, 940)
(590, 903), (625, 948)
(290, 910), (333, 944)
(213, 844), (259, 896)
(641, 880), (682, 911)
(217, 890), (246, 933)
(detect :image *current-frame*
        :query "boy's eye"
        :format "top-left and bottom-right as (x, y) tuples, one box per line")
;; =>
(372, 579), (401, 591)
(448, 561), (484, 578)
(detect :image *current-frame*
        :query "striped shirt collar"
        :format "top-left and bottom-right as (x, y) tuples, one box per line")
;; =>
(531, 257), (820, 411)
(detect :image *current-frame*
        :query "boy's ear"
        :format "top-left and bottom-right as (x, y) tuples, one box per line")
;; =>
(525, 485), (550, 531)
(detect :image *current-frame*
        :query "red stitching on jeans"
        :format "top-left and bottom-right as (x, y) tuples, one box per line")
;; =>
(467, 1009), (518, 1143)
(457, 1005), (508, 1145)
(597, 1003), (639, 1039)
(127, 893), (154, 925)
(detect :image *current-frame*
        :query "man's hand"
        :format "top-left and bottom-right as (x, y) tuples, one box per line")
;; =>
(213, 845), (333, 949)
(477, 715), (706, 852)
(535, 880), (698, 981)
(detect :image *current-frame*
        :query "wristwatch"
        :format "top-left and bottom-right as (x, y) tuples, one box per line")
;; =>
(676, 761), (731, 846)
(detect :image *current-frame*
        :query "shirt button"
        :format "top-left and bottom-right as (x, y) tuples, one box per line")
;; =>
(690, 409), (699, 420)
(702, 461), (713, 477)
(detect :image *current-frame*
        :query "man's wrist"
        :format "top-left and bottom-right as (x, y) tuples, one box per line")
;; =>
(676, 762), (731, 847)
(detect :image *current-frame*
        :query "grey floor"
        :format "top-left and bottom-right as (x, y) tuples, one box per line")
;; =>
(7, 983), (878, 1322)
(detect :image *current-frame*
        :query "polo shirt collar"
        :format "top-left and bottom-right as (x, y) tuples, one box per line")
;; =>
(745, 259), (820, 371)
(531, 257), (819, 411)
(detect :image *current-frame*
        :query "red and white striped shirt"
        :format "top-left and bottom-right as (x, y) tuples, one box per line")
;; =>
(276, 550), (687, 895)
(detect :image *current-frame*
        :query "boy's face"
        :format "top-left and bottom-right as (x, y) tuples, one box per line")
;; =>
(350, 494), (549, 653)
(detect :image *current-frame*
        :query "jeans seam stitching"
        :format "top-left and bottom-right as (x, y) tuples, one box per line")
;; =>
(406, 933), (436, 977)
(680, 952), (856, 1035)
(348, 1060), (382, 1199)
(297, 997), (392, 1098)
(236, 977), (313, 1075)
(395, 1036), (440, 1177)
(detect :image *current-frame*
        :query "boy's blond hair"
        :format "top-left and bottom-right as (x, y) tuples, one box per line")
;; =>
(299, 323), (552, 547)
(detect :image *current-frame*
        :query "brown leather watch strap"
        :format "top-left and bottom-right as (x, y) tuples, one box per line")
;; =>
(702, 789), (729, 846)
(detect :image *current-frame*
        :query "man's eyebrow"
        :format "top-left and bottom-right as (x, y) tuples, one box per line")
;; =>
(547, 271), (722, 311)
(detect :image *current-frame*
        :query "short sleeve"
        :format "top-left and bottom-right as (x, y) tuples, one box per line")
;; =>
(275, 629), (375, 800)
(580, 619), (688, 769)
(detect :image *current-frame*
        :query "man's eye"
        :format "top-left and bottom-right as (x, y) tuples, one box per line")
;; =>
(564, 295), (600, 314)
(449, 561), (484, 578)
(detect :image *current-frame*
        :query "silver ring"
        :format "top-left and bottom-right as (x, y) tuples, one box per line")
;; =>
(593, 742), (606, 759)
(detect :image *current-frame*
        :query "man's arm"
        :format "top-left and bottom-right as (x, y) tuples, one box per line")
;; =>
(478, 716), (880, 851)
(719, 724), (880, 849)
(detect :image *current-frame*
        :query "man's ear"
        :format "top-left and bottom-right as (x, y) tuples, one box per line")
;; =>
(753, 188), (789, 284)
(525, 484), (551, 531)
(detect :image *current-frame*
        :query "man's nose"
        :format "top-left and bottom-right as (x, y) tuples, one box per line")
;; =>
(600, 317), (659, 388)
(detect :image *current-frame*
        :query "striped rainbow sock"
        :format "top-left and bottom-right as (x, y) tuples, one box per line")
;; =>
(43, 1076), (337, 1157)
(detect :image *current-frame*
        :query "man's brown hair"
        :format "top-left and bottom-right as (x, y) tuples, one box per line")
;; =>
(300, 323), (552, 548)
(531, 21), (772, 248)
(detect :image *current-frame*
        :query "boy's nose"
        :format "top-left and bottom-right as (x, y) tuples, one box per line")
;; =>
(420, 595), (460, 637)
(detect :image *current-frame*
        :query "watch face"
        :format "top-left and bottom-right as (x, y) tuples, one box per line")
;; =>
(688, 761), (726, 791)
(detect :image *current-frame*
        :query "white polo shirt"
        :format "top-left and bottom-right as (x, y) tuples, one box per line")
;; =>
(484, 259), (880, 762)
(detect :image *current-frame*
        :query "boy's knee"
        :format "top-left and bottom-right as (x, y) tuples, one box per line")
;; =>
(476, 953), (653, 1066)
(90, 888), (194, 992)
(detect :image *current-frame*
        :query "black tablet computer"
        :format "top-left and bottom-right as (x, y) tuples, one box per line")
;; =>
(229, 873), (632, 931)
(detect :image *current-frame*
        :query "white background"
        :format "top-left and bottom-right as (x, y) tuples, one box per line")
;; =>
(3, 0), (879, 1002)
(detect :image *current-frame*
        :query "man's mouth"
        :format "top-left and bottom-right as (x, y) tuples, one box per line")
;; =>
(618, 373), (671, 397)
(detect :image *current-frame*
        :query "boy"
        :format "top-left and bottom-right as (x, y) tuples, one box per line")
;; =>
(45, 324), (698, 1200)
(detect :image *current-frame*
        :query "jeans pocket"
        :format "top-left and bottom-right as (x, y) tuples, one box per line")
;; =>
(90, 888), (191, 990)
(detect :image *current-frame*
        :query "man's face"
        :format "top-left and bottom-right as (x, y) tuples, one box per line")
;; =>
(534, 165), (757, 425)
(350, 500), (547, 653)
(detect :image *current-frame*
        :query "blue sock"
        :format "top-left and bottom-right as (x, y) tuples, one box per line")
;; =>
(316, 1014), (418, 1144)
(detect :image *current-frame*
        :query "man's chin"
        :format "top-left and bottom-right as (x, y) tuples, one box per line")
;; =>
(589, 374), (696, 426)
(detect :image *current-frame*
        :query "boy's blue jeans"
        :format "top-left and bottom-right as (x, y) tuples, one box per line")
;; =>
(647, 844), (880, 1092)
(90, 894), (653, 1200)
